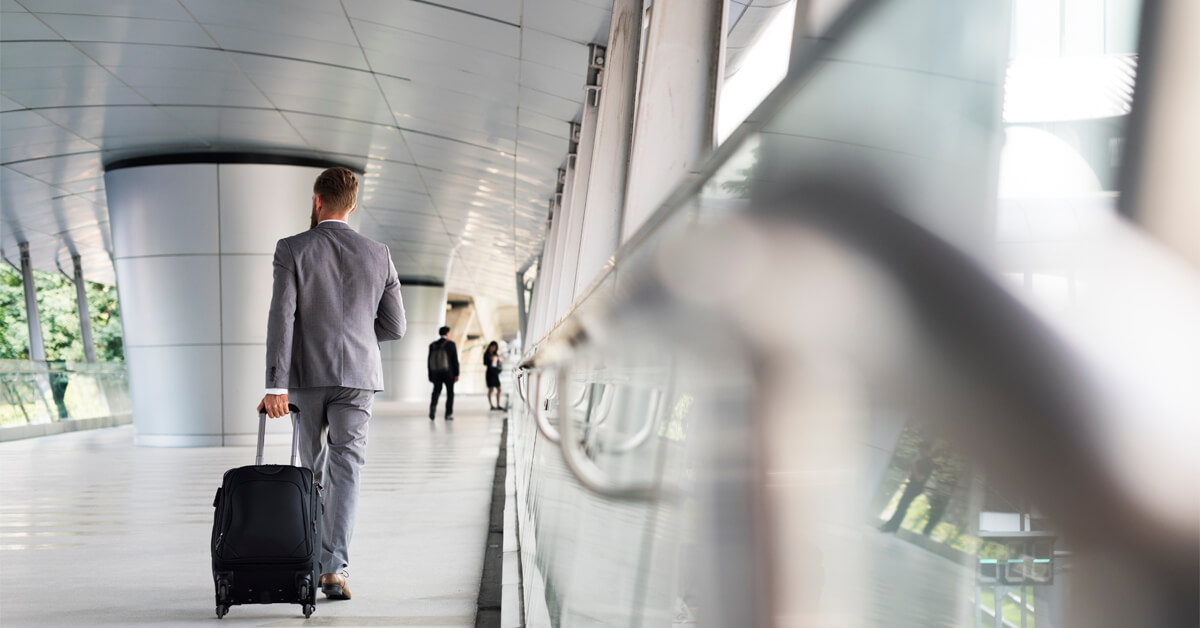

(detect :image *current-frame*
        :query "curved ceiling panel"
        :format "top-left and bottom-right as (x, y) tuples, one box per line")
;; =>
(1, 0), (613, 302)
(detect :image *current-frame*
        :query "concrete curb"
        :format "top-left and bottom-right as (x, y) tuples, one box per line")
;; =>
(476, 417), (509, 627)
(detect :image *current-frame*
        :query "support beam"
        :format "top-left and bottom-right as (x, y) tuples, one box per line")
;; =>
(621, 0), (727, 242)
(525, 259), (543, 347)
(547, 143), (577, 331)
(557, 45), (606, 312)
(72, 255), (97, 363)
(18, 242), (46, 362)
(574, 0), (644, 293)
(515, 272), (528, 348)
(515, 254), (537, 350)
(531, 193), (562, 341)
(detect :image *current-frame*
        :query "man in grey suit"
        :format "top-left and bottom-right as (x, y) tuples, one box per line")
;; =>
(258, 167), (406, 601)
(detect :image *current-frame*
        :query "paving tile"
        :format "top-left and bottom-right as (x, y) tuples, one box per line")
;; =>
(0, 396), (503, 627)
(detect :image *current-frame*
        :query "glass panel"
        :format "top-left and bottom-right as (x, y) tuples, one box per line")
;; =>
(761, 0), (1011, 255)
(515, 1), (1197, 626)
(698, 133), (761, 220)
(0, 360), (130, 427)
(718, 1), (797, 143)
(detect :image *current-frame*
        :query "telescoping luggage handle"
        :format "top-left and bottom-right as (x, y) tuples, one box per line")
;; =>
(256, 403), (301, 467)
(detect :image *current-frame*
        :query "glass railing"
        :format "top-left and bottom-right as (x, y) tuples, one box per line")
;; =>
(510, 0), (1196, 626)
(0, 360), (131, 429)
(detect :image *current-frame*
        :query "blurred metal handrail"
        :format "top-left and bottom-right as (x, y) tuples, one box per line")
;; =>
(587, 383), (616, 427)
(530, 369), (561, 444)
(595, 387), (662, 454)
(516, 370), (532, 411)
(569, 380), (591, 408)
(556, 369), (664, 501)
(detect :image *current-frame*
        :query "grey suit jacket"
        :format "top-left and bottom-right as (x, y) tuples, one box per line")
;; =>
(266, 221), (406, 391)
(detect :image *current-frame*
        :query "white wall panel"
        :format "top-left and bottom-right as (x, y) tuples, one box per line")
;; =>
(218, 255), (273, 345)
(114, 255), (221, 347)
(217, 163), (322, 254)
(107, 164), (218, 257)
(221, 344), (292, 447)
(126, 344), (223, 447)
(19, 0), (192, 21)
(35, 14), (213, 47)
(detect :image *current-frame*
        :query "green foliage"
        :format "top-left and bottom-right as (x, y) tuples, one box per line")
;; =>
(86, 279), (125, 362)
(0, 267), (30, 358)
(720, 145), (762, 198)
(0, 265), (123, 362)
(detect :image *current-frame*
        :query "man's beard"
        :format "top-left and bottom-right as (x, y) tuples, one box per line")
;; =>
(309, 199), (318, 230)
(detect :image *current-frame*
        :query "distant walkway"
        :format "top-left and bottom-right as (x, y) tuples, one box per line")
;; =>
(0, 396), (504, 627)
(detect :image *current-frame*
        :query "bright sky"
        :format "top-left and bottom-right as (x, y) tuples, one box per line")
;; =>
(717, 2), (797, 143)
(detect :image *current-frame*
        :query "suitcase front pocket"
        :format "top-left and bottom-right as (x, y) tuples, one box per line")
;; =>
(219, 479), (311, 561)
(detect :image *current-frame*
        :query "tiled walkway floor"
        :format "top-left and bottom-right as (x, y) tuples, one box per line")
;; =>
(0, 397), (504, 627)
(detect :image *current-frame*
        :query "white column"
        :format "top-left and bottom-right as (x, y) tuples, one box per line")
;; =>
(574, 0), (644, 294)
(18, 242), (46, 362)
(71, 254), (97, 363)
(621, 0), (726, 242)
(106, 161), (330, 447)
(379, 283), (446, 401)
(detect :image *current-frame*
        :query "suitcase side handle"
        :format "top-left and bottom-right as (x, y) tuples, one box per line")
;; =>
(256, 404), (301, 467)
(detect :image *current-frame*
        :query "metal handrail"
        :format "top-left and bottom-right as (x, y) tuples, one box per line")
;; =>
(530, 370), (561, 444)
(515, 371), (527, 405)
(556, 369), (664, 500)
(588, 383), (616, 427)
(571, 377), (662, 455)
(541, 369), (558, 402)
(596, 387), (663, 454)
(569, 379), (591, 408)
(511, 0), (889, 503)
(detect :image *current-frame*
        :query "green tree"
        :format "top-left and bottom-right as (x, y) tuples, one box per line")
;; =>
(0, 267), (31, 359)
(720, 144), (762, 198)
(0, 265), (123, 362)
(87, 279), (124, 362)
(35, 269), (83, 361)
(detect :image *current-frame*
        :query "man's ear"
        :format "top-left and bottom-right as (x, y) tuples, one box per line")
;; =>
(348, 202), (357, 215)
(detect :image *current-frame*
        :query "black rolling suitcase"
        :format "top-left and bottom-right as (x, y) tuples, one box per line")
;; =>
(211, 404), (322, 619)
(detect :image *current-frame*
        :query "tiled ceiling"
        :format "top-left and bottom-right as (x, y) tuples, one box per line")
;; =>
(0, 0), (614, 302)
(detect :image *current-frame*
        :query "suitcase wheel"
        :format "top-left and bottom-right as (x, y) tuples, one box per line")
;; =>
(215, 575), (232, 618)
(303, 603), (315, 618)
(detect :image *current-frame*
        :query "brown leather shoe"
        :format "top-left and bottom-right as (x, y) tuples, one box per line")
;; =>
(319, 572), (351, 600)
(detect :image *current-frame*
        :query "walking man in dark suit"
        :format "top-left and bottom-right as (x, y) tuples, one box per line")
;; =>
(428, 326), (459, 421)
(259, 167), (407, 600)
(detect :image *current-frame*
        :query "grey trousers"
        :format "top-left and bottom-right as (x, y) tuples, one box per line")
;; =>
(288, 386), (373, 576)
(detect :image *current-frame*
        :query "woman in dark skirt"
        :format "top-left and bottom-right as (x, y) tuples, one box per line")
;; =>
(484, 341), (503, 411)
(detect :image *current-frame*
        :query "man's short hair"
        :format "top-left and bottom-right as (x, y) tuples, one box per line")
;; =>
(313, 167), (358, 213)
(439, 326), (451, 336)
